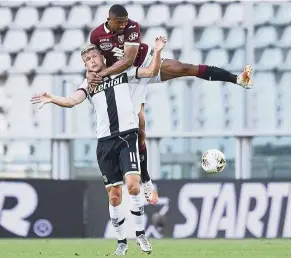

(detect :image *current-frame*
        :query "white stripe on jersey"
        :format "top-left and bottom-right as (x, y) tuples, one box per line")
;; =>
(78, 68), (139, 140)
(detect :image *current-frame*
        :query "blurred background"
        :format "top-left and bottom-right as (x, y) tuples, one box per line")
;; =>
(0, 0), (290, 241)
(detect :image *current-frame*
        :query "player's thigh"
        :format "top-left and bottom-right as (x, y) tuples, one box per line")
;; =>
(138, 104), (145, 131)
(96, 140), (123, 188)
(118, 132), (140, 177)
(160, 58), (199, 81)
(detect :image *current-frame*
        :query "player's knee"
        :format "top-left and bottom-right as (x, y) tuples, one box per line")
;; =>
(108, 187), (122, 206)
(180, 63), (199, 75)
(127, 182), (140, 195)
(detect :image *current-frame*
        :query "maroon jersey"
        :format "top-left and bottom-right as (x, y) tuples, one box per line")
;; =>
(90, 19), (149, 67)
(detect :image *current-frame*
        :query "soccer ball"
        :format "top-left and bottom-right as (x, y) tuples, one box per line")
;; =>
(201, 149), (226, 173)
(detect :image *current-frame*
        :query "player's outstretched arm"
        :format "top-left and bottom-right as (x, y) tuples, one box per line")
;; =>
(30, 90), (87, 109)
(136, 36), (167, 79)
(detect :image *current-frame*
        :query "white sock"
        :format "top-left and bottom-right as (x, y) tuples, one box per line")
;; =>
(129, 193), (145, 233)
(109, 203), (126, 241)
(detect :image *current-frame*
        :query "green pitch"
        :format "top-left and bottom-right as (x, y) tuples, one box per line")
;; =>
(0, 239), (290, 258)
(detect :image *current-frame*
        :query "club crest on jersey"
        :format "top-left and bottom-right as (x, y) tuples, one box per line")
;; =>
(100, 42), (113, 51)
(128, 32), (139, 41)
(92, 73), (128, 95)
(118, 35), (124, 43)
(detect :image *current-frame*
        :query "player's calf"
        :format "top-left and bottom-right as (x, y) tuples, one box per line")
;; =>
(107, 186), (128, 255)
(125, 174), (151, 253)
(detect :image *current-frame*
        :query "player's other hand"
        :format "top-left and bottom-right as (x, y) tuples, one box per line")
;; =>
(154, 36), (167, 52)
(30, 92), (53, 109)
(86, 70), (102, 92)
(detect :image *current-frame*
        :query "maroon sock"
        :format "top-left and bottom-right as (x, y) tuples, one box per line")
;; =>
(139, 143), (150, 183)
(197, 65), (237, 84)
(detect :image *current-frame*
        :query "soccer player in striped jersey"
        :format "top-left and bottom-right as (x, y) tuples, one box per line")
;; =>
(31, 37), (166, 256)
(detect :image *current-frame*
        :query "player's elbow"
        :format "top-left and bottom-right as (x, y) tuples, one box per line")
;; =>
(124, 57), (135, 67)
(148, 68), (159, 78)
(67, 97), (77, 108)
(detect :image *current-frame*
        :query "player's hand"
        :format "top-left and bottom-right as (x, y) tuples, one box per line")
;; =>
(30, 92), (53, 109)
(86, 70), (103, 91)
(154, 36), (167, 52)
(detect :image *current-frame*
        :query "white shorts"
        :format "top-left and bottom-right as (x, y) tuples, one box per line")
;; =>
(129, 48), (165, 115)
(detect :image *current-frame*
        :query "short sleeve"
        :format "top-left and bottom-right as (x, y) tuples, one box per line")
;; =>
(90, 29), (101, 51)
(77, 79), (89, 97)
(126, 67), (139, 81)
(124, 22), (141, 46)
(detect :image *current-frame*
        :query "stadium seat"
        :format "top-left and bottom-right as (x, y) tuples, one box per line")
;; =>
(64, 50), (85, 73)
(125, 4), (145, 24)
(37, 51), (66, 73)
(54, 29), (85, 52)
(205, 49), (228, 67)
(168, 28), (184, 50)
(283, 49), (291, 69)
(63, 5), (92, 29)
(196, 80), (224, 130)
(142, 27), (168, 47)
(51, 1), (78, 6)
(146, 83), (171, 132)
(36, 7), (66, 29)
(226, 84), (244, 130)
(254, 3), (274, 25)
(31, 75), (54, 136)
(271, 2), (291, 25)
(4, 75), (29, 95)
(2, 30), (28, 53)
(10, 7), (39, 29)
(196, 27), (223, 49)
(92, 5), (111, 28)
(26, 1), (50, 7)
(168, 80), (186, 131)
(196, 3), (222, 26)
(278, 72), (291, 129)
(26, 29), (54, 52)
(222, 3), (243, 25)
(228, 48), (245, 71)
(179, 49), (202, 64)
(224, 28), (245, 49)
(256, 48), (283, 70)
(254, 26), (277, 48)
(0, 8), (12, 30)
(13, 52), (38, 74)
(143, 4), (170, 26)
(0, 53), (11, 75)
(277, 26), (291, 48)
(0, 1), (25, 7)
(252, 72), (277, 130)
(170, 4), (196, 26)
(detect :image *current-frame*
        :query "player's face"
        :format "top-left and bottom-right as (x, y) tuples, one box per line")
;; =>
(108, 15), (128, 34)
(82, 50), (104, 72)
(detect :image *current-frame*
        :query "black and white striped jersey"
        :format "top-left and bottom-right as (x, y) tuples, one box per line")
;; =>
(78, 68), (139, 140)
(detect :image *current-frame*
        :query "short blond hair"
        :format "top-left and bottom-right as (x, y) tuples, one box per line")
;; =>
(81, 43), (98, 57)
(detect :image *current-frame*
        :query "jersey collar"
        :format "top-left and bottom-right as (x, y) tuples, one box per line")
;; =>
(104, 22), (110, 34)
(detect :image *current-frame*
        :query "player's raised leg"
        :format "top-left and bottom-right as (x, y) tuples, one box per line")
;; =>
(106, 186), (128, 255)
(138, 104), (158, 205)
(160, 59), (253, 88)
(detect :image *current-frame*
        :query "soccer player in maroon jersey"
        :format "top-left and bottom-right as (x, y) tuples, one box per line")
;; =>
(88, 4), (253, 205)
